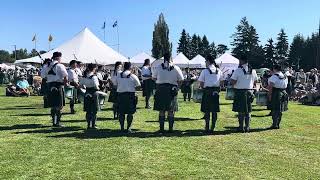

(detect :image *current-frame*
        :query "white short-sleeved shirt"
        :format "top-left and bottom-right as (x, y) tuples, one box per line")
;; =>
(96, 71), (104, 81)
(115, 70), (141, 93)
(80, 72), (99, 90)
(40, 64), (48, 79)
(67, 68), (79, 83)
(75, 68), (83, 77)
(141, 66), (152, 81)
(231, 64), (258, 89)
(111, 70), (122, 85)
(152, 64), (184, 86)
(268, 72), (288, 89)
(46, 61), (68, 83)
(198, 65), (223, 88)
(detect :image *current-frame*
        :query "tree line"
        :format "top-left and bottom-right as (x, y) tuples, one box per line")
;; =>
(152, 14), (320, 70)
(0, 49), (47, 63)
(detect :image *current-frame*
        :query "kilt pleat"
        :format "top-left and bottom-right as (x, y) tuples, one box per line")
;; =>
(117, 92), (137, 114)
(201, 87), (220, 113)
(47, 82), (65, 108)
(232, 89), (254, 113)
(271, 88), (289, 112)
(154, 84), (178, 112)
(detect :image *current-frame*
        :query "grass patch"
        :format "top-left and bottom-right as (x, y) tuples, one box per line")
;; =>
(0, 86), (319, 179)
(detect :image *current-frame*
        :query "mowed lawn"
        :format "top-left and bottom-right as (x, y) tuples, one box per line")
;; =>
(0, 86), (319, 179)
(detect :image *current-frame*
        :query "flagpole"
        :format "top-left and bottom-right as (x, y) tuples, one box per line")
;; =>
(117, 25), (119, 53)
(34, 34), (37, 51)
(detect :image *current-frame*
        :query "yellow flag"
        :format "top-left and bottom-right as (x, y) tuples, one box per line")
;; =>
(48, 34), (53, 42)
(32, 34), (36, 41)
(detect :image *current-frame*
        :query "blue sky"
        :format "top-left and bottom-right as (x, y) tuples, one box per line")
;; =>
(0, 0), (319, 57)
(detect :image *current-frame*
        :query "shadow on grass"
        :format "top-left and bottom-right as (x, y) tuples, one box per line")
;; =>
(251, 114), (271, 117)
(0, 107), (38, 110)
(11, 112), (74, 117)
(224, 126), (271, 133)
(220, 103), (233, 106)
(46, 127), (258, 139)
(251, 108), (267, 112)
(62, 117), (117, 123)
(145, 117), (202, 123)
(15, 126), (83, 134)
(0, 124), (50, 131)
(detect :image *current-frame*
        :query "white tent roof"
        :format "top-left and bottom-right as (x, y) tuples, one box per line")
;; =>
(215, 53), (239, 77)
(215, 53), (239, 64)
(15, 28), (127, 65)
(130, 52), (155, 66)
(172, 52), (189, 65)
(189, 54), (206, 68)
(14, 56), (42, 64)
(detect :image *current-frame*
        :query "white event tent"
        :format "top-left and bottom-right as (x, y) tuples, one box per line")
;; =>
(15, 28), (127, 65)
(214, 53), (239, 77)
(189, 54), (206, 68)
(172, 52), (190, 68)
(129, 52), (155, 67)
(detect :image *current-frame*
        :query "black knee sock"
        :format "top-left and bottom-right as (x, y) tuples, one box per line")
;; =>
(277, 112), (282, 127)
(92, 112), (97, 127)
(244, 113), (250, 130)
(168, 116), (174, 131)
(238, 113), (244, 129)
(188, 93), (191, 101)
(205, 113), (210, 131)
(183, 94), (187, 101)
(272, 112), (278, 127)
(211, 113), (217, 131)
(51, 108), (56, 125)
(145, 96), (150, 107)
(119, 114), (125, 131)
(159, 115), (165, 131)
(127, 114), (133, 130)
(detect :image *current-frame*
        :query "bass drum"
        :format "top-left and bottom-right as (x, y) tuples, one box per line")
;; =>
(192, 81), (202, 103)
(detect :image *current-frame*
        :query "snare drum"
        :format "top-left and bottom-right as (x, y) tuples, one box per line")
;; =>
(78, 88), (86, 102)
(225, 87), (235, 100)
(256, 91), (268, 106)
(64, 86), (74, 99)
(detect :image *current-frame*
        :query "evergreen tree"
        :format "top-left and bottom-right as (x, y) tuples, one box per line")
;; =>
(29, 49), (38, 58)
(190, 34), (199, 59)
(0, 50), (13, 63)
(201, 35), (210, 57)
(208, 42), (217, 59)
(288, 34), (305, 68)
(275, 29), (289, 64)
(216, 44), (228, 57)
(264, 38), (276, 67)
(197, 35), (203, 56)
(231, 17), (263, 68)
(11, 48), (28, 60)
(185, 33), (192, 59)
(177, 29), (188, 56)
(152, 13), (172, 59)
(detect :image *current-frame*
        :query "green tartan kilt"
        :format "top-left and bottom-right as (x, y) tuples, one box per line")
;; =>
(271, 88), (289, 112)
(154, 84), (178, 112)
(117, 92), (137, 114)
(108, 86), (118, 103)
(47, 82), (65, 108)
(181, 80), (193, 94)
(84, 90), (99, 113)
(201, 87), (220, 113)
(142, 79), (155, 97)
(232, 89), (254, 113)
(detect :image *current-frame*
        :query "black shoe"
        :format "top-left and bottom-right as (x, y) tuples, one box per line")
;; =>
(145, 105), (151, 109)
(53, 124), (64, 128)
(71, 110), (76, 114)
(244, 128), (250, 133)
(269, 126), (277, 129)
(237, 127), (245, 133)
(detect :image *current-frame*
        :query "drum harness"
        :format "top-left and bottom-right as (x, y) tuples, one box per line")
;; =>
(47, 63), (62, 92)
(85, 74), (98, 98)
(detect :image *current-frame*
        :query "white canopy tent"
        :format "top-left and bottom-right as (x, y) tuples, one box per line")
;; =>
(15, 28), (127, 65)
(172, 52), (190, 68)
(129, 52), (155, 67)
(189, 54), (206, 68)
(215, 53), (239, 77)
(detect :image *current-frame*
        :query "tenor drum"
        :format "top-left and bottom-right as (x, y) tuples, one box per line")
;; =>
(96, 91), (108, 106)
(225, 87), (235, 100)
(256, 91), (268, 106)
(64, 86), (74, 99)
(193, 89), (203, 103)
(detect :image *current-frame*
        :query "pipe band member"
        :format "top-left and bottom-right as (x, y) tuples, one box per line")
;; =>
(108, 61), (123, 119)
(46, 52), (68, 127)
(67, 60), (80, 114)
(198, 55), (224, 133)
(153, 53), (184, 133)
(181, 68), (196, 102)
(231, 54), (258, 133)
(80, 64), (100, 129)
(114, 62), (141, 132)
(267, 64), (289, 129)
(40, 58), (52, 108)
(141, 58), (155, 109)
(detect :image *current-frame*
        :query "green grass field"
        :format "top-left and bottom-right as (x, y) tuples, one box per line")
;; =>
(0, 86), (319, 179)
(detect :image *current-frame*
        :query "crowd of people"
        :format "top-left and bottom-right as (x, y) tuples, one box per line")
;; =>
(1, 51), (319, 134)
